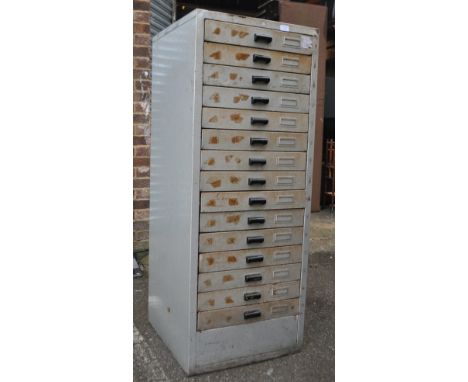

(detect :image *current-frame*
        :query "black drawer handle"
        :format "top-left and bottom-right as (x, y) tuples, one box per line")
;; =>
(248, 217), (265, 225)
(244, 292), (262, 301)
(250, 137), (268, 146)
(252, 76), (270, 84)
(245, 273), (262, 282)
(248, 178), (266, 186)
(246, 254), (264, 263)
(253, 54), (271, 64)
(251, 97), (269, 105)
(250, 117), (269, 125)
(246, 236), (264, 244)
(248, 197), (266, 206)
(254, 34), (272, 44)
(249, 157), (266, 166)
(244, 310), (262, 320)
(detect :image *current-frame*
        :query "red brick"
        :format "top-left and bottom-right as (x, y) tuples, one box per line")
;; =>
(134, 230), (149, 241)
(134, 146), (150, 158)
(134, 189), (149, 200)
(134, 240), (149, 252)
(134, 200), (150, 210)
(133, 23), (150, 34)
(135, 166), (150, 177)
(134, 220), (149, 231)
(134, 11), (150, 23)
(133, 136), (149, 145)
(134, 178), (150, 188)
(134, 57), (150, 69)
(133, 0), (150, 11)
(133, 157), (150, 167)
(134, 80), (151, 92)
(134, 113), (149, 124)
(134, 101), (149, 114)
(134, 91), (150, 102)
(134, 209), (149, 221)
(134, 47), (150, 57)
(134, 34), (151, 47)
(134, 124), (150, 137)
(134, 69), (151, 81)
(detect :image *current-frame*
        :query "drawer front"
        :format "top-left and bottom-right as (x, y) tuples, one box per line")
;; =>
(203, 64), (310, 94)
(199, 245), (303, 273)
(198, 281), (300, 311)
(203, 86), (309, 113)
(202, 108), (309, 133)
(197, 298), (299, 330)
(204, 42), (311, 74)
(199, 227), (303, 253)
(198, 263), (302, 292)
(200, 171), (305, 192)
(200, 190), (306, 212)
(201, 150), (306, 171)
(202, 129), (307, 152)
(205, 20), (314, 55)
(200, 209), (304, 233)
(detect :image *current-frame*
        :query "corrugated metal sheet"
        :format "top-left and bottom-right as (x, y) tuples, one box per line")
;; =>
(150, 0), (174, 36)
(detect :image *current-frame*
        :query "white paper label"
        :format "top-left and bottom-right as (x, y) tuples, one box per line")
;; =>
(300, 35), (313, 49)
(280, 24), (290, 32)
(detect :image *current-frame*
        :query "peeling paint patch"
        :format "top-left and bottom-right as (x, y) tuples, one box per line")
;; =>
(206, 257), (214, 265)
(225, 296), (234, 304)
(209, 179), (221, 188)
(230, 113), (243, 123)
(226, 215), (240, 224)
(228, 198), (238, 206)
(226, 237), (236, 244)
(209, 136), (218, 144)
(235, 52), (250, 61)
(210, 92), (220, 103)
(213, 27), (221, 35)
(227, 255), (237, 263)
(207, 158), (215, 165)
(230, 176), (240, 184)
(207, 199), (216, 207)
(229, 73), (238, 80)
(208, 115), (218, 123)
(209, 71), (219, 79)
(231, 136), (244, 143)
(210, 51), (221, 60)
(223, 275), (234, 282)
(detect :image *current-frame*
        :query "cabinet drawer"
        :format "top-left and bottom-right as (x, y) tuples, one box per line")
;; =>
(200, 171), (305, 192)
(198, 263), (301, 292)
(205, 20), (314, 55)
(202, 108), (309, 133)
(200, 190), (306, 212)
(203, 86), (309, 113)
(204, 42), (311, 74)
(200, 209), (304, 233)
(201, 150), (306, 171)
(199, 227), (303, 253)
(199, 245), (303, 273)
(202, 129), (307, 152)
(203, 64), (310, 94)
(198, 280), (300, 312)
(197, 298), (299, 330)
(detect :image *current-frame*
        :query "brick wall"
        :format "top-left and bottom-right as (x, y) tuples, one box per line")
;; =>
(133, 0), (151, 252)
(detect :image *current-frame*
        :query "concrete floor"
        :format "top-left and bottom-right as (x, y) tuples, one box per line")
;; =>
(134, 209), (335, 381)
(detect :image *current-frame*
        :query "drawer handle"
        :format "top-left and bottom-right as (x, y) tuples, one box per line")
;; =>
(246, 236), (264, 244)
(248, 197), (266, 206)
(248, 217), (265, 225)
(253, 54), (271, 64)
(250, 117), (269, 125)
(248, 178), (266, 186)
(244, 292), (262, 301)
(251, 97), (269, 105)
(254, 33), (272, 44)
(249, 157), (267, 166)
(250, 137), (268, 146)
(246, 254), (264, 263)
(252, 76), (270, 84)
(244, 310), (262, 320)
(245, 273), (262, 282)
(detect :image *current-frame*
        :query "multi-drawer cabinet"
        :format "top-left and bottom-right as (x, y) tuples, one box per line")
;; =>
(149, 10), (318, 375)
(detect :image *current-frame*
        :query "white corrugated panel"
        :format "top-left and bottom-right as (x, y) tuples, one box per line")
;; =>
(150, 0), (173, 36)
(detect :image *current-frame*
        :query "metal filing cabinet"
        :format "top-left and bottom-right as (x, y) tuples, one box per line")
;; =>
(149, 9), (318, 375)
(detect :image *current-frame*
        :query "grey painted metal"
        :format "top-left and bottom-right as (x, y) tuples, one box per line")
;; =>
(149, 9), (319, 375)
(150, 0), (173, 36)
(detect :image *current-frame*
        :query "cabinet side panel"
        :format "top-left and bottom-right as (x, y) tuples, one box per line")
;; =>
(148, 17), (198, 372)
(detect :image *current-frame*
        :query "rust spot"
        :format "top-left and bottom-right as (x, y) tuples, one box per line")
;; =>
(207, 199), (216, 207)
(228, 198), (238, 206)
(226, 316), (232, 322)
(227, 237), (236, 244)
(230, 113), (243, 123)
(210, 92), (220, 103)
(209, 179), (221, 188)
(210, 51), (221, 60)
(225, 296), (234, 304)
(223, 274), (234, 282)
(208, 115), (218, 123)
(206, 257), (214, 265)
(229, 73), (238, 80)
(213, 27), (221, 35)
(227, 255), (237, 263)
(231, 136), (244, 143)
(239, 31), (249, 38)
(207, 219), (216, 227)
(225, 155), (233, 162)
(207, 158), (215, 165)
(231, 29), (239, 37)
(209, 136), (218, 144)
(226, 215), (240, 224)
(234, 94), (249, 103)
(205, 238), (213, 245)
(235, 157), (241, 164)
(230, 176), (240, 184)
(235, 52), (250, 61)
(208, 299), (215, 306)
(209, 71), (219, 79)
(204, 279), (212, 287)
